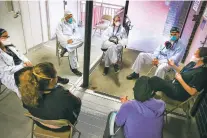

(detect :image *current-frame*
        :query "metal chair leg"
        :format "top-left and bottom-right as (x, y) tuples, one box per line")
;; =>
(31, 121), (34, 138)
(76, 49), (78, 61)
(93, 28), (97, 36)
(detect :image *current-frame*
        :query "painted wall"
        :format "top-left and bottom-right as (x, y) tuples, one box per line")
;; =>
(20, 1), (47, 49)
(127, 1), (169, 52)
(0, 1), (26, 53)
(47, 0), (64, 39)
(184, 16), (207, 64)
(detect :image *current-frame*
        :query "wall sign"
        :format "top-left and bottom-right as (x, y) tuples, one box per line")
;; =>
(193, 0), (200, 12)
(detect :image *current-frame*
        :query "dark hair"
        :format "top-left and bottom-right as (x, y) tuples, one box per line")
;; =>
(0, 41), (4, 50)
(199, 47), (207, 64)
(133, 76), (153, 102)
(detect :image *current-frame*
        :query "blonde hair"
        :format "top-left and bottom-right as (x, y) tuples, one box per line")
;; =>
(19, 62), (57, 107)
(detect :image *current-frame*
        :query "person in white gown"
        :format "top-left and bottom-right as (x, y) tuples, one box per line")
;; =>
(101, 15), (128, 76)
(56, 11), (83, 76)
(0, 28), (69, 98)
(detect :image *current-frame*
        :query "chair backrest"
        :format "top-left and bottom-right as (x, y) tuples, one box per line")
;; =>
(102, 15), (112, 22)
(24, 112), (72, 129)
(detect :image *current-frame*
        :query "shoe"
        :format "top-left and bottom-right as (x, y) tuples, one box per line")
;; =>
(57, 76), (69, 84)
(102, 67), (109, 76)
(72, 69), (82, 76)
(60, 48), (67, 57)
(126, 72), (139, 80)
(114, 64), (120, 73)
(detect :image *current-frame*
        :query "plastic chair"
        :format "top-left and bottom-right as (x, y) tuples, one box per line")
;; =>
(93, 15), (112, 36)
(56, 36), (78, 66)
(25, 112), (81, 138)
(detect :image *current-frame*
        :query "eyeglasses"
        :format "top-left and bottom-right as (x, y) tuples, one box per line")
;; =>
(0, 35), (10, 39)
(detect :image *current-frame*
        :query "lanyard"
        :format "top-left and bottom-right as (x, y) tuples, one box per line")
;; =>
(112, 25), (121, 36)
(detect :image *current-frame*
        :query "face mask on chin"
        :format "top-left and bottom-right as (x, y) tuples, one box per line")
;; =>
(1, 38), (12, 46)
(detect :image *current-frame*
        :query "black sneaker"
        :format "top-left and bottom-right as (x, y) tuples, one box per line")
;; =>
(126, 72), (139, 80)
(114, 64), (120, 73)
(60, 48), (67, 57)
(72, 69), (82, 76)
(103, 67), (109, 76)
(57, 76), (69, 84)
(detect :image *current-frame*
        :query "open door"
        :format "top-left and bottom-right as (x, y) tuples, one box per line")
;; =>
(0, 1), (27, 53)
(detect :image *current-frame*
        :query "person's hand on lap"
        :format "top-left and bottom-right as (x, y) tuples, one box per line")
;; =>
(67, 39), (73, 44)
(152, 58), (159, 66)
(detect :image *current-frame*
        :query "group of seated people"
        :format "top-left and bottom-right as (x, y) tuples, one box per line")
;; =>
(1, 11), (207, 138)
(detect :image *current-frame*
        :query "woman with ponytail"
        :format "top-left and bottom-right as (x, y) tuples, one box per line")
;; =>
(14, 62), (81, 131)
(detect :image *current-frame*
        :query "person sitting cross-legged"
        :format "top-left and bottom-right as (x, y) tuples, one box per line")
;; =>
(127, 27), (185, 80)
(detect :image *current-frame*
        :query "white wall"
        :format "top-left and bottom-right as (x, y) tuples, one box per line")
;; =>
(48, 0), (64, 39)
(20, 1), (45, 49)
(0, 1), (27, 53)
(40, 1), (49, 42)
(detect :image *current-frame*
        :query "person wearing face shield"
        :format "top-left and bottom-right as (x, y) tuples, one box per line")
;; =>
(102, 15), (128, 76)
(127, 27), (186, 80)
(56, 11), (83, 76)
(0, 28), (69, 98)
(149, 47), (207, 101)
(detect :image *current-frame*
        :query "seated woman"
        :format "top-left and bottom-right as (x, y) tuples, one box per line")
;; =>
(101, 15), (128, 76)
(15, 62), (81, 131)
(0, 28), (69, 98)
(104, 76), (165, 138)
(150, 47), (207, 102)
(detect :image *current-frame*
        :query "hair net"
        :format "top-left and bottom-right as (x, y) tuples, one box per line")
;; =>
(64, 11), (72, 17)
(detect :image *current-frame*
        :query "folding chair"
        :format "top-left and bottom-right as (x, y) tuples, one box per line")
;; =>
(159, 90), (204, 125)
(0, 81), (7, 95)
(56, 36), (78, 66)
(25, 112), (81, 138)
(93, 15), (112, 36)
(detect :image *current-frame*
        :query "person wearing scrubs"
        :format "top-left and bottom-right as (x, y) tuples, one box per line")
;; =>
(102, 15), (128, 76)
(0, 28), (69, 98)
(127, 27), (185, 80)
(150, 47), (207, 101)
(56, 11), (83, 76)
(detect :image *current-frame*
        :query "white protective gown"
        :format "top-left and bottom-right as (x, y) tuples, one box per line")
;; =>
(56, 19), (83, 69)
(102, 25), (128, 67)
(0, 46), (30, 98)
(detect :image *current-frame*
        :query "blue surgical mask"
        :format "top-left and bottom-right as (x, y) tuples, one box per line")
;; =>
(170, 36), (177, 41)
(68, 18), (73, 24)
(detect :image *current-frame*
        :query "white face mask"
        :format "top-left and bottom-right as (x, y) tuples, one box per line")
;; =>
(190, 55), (203, 63)
(115, 22), (120, 27)
(1, 38), (12, 46)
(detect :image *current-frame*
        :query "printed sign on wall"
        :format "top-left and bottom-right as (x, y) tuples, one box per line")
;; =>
(193, 0), (200, 12)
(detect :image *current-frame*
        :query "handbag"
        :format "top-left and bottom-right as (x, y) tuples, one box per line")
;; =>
(109, 36), (119, 45)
